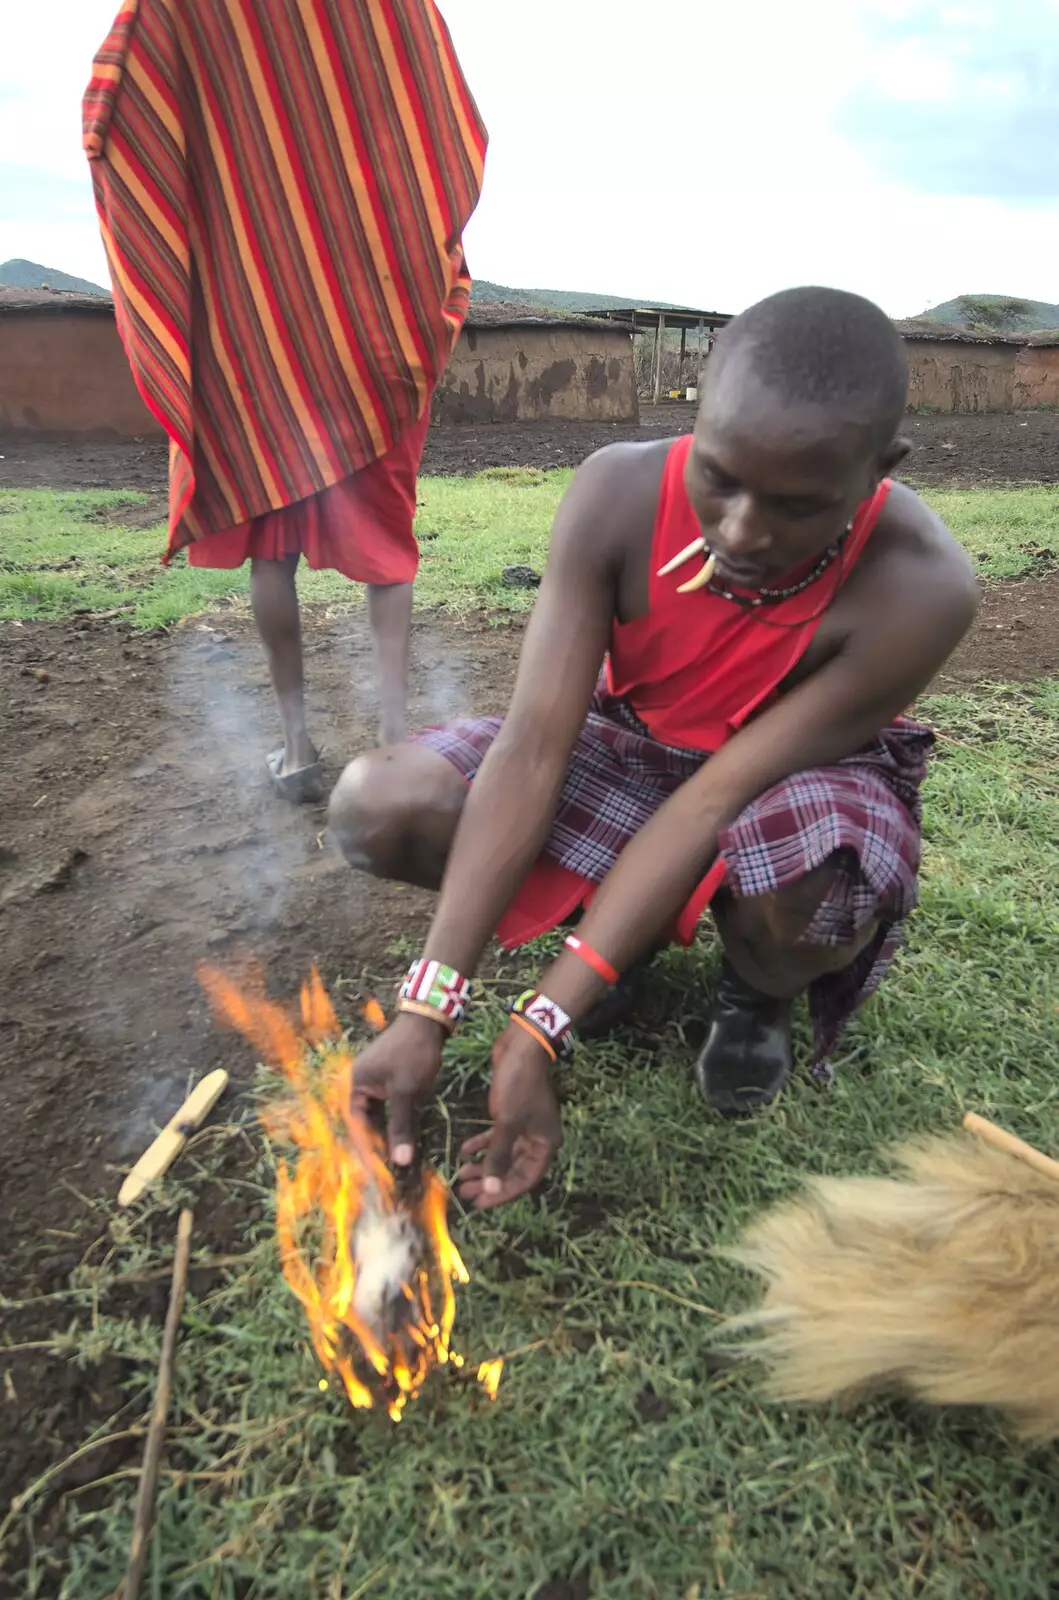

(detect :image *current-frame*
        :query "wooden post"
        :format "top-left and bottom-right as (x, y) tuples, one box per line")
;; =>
(678, 325), (687, 391)
(653, 312), (665, 405)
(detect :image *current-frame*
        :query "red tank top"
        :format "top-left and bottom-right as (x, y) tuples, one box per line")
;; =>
(606, 436), (892, 751)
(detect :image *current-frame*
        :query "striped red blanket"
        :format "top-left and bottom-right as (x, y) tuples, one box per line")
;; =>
(83, 0), (486, 559)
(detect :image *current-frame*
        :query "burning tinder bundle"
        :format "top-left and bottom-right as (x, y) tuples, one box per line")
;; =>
(725, 1114), (1059, 1442)
(200, 966), (501, 1420)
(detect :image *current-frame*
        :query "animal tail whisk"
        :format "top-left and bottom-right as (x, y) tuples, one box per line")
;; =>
(725, 1114), (1059, 1442)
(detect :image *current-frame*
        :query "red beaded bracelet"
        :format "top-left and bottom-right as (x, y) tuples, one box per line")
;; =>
(564, 934), (620, 987)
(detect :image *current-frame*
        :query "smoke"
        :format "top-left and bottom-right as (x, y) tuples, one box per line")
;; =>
(166, 622), (307, 930)
(82, 592), (478, 1160)
(407, 616), (475, 729)
(80, 620), (334, 1157)
(329, 605), (474, 736)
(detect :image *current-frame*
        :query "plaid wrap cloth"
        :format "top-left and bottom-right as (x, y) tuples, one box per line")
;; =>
(417, 684), (934, 1076)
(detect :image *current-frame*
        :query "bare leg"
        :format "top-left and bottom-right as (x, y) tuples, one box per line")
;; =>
(367, 582), (413, 746)
(250, 553), (315, 774)
(699, 855), (879, 1116)
(711, 857), (879, 997)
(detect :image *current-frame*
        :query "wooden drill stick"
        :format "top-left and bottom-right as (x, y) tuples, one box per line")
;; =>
(120, 1208), (194, 1600)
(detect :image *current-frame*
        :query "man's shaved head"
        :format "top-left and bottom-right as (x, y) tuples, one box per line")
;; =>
(686, 286), (912, 587)
(709, 286), (909, 451)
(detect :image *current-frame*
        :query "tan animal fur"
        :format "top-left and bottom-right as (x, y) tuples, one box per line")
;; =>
(725, 1133), (1059, 1441)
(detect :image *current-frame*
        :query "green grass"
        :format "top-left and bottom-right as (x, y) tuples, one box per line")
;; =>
(2, 477), (1057, 628)
(925, 488), (1059, 577)
(6, 685), (1059, 1598)
(0, 470), (568, 629)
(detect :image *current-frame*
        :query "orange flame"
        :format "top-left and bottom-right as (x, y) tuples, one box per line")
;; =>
(199, 965), (501, 1419)
(362, 997), (387, 1033)
(477, 1358), (504, 1401)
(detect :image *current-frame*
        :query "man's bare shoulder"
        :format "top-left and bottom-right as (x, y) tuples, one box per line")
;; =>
(562, 437), (673, 517)
(574, 435), (676, 483)
(547, 436), (674, 565)
(859, 479), (980, 620)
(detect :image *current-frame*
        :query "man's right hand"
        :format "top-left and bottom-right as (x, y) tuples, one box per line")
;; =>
(350, 1012), (447, 1166)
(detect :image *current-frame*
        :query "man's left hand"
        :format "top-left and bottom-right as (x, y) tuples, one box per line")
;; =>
(456, 1027), (563, 1209)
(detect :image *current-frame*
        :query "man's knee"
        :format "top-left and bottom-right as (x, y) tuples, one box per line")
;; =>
(720, 856), (844, 950)
(328, 749), (401, 873)
(756, 857), (850, 948)
(714, 851), (877, 994)
(327, 743), (465, 883)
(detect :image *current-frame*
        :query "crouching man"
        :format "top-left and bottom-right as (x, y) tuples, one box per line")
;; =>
(328, 287), (979, 1209)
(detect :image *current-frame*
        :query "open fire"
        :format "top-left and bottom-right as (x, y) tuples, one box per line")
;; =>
(200, 966), (501, 1420)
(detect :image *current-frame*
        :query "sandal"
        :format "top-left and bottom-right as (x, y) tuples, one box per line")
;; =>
(266, 747), (327, 805)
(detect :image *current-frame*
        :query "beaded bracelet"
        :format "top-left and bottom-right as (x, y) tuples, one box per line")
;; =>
(564, 934), (620, 987)
(398, 959), (472, 1031)
(509, 989), (575, 1062)
(509, 1012), (558, 1061)
(397, 997), (458, 1035)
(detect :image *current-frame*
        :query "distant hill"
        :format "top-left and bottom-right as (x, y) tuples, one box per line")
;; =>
(920, 293), (1059, 333)
(0, 258), (109, 296)
(472, 278), (682, 314)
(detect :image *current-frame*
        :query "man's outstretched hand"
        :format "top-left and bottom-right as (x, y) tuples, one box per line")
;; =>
(457, 1029), (563, 1209)
(351, 1012), (446, 1166)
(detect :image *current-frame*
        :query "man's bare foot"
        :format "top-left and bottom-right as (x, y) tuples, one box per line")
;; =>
(267, 746), (326, 804)
(274, 732), (318, 774)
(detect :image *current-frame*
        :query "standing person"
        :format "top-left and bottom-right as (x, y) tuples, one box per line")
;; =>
(84, 0), (486, 797)
(328, 287), (981, 1205)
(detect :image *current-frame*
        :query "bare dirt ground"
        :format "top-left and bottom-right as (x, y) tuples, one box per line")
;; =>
(1, 609), (519, 1293)
(0, 607), (520, 1570)
(2, 406), (1057, 494)
(2, 585), (1055, 1227)
(2, 409), (1058, 1583)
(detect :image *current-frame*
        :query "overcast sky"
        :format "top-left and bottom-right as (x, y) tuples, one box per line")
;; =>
(2, 0), (1057, 317)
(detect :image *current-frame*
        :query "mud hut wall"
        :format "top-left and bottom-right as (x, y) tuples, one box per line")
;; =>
(433, 324), (637, 424)
(903, 339), (1016, 413)
(0, 312), (163, 439)
(1012, 345), (1059, 410)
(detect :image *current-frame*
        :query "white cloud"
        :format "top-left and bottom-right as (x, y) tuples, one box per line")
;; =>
(860, 37), (958, 100)
(839, 0), (1059, 203)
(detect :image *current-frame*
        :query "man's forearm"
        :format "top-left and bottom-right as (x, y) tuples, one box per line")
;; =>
(421, 733), (571, 977)
(532, 779), (727, 1024)
(526, 675), (905, 1025)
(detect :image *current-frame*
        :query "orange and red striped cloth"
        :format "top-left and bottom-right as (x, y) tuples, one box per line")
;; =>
(83, 0), (486, 562)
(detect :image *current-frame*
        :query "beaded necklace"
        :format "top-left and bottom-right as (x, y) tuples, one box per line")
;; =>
(658, 522), (854, 632)
(708, 522), (852, 609)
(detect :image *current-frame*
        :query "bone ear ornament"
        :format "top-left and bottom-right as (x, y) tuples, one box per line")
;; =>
(656, 536), (716, 594)
(676, 553), (717, 594)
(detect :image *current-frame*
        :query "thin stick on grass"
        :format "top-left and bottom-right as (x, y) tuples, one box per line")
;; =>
(604, 1280), (725, 1319)
(933, 729), (1059, 791)
(120, 1207), (193, 1600)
